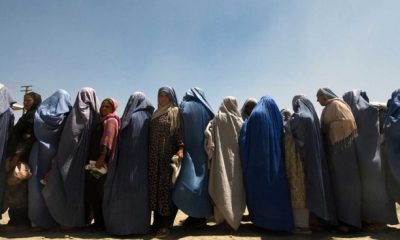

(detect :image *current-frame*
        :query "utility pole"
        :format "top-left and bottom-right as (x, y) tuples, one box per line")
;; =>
(20, 85), (32, 114)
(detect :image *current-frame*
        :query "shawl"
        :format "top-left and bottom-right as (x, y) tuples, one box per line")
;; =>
(319, 88), (357, 153)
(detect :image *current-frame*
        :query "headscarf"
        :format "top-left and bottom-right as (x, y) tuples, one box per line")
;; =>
(0, 84), (16, 114)
(240, 97), (258, 120)
(120, 92), (154, 130)
(151, 86), (179, 133)
(317, 88), (338, 100)
(102, 98), (118, 112)
(25, 91), (42, 112)
(319, 88), (357, 153)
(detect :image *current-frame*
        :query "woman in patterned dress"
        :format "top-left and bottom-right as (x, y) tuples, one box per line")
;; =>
(148, 86), (184, 237)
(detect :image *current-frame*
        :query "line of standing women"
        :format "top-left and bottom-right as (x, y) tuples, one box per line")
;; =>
(1, 83), (400, 237)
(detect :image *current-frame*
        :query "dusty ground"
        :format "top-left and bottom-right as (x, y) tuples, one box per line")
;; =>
(0, 206), (399, 239)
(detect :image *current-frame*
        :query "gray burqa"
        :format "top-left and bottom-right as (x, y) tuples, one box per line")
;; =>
(343, 90), (398, 224)
(103, 92), (154, 235)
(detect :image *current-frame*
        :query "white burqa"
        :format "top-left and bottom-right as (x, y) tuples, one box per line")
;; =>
(204, 96), (245, 230)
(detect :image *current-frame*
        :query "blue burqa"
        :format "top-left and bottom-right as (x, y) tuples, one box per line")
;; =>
(343, 90), (398, 224)
(172, 87), (214, 218)
(0, 85), (15, 215)
(42, 87), (100, 227)
(28, 89), (72, 228)
(384, 89), (400, 202)
(103, 92), (154, 235)
(240, 96), (294, 231)
(290, 95), (337, 224)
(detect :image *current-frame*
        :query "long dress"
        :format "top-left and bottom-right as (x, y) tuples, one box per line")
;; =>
(205, 96), (245, 230)
(28, 89), (72, 228)
(283, 123), (308, 228)
(343, 90), (398, 224)
(240, 96), (294, 231)
(42, 87), (99, 227)
(172, 88), (214, 218)
(148, 111), (183, 216)
(103, 92), (154, 235)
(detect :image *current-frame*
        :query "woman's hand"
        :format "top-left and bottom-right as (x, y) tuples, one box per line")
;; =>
(95, 157), (106, 169)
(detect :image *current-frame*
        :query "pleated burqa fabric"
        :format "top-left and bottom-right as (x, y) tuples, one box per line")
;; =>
(42, 87), (99, 227)
(289, 95), (337, 224)
(0, 84), (15, 215)
(383, 89), (400, 202)
(28, 89), (72, 228)
(240, 96), (294, 231)
(103, 92), (154, 235)
(172, 88), (214, 218)
(343, 90), (398, 224)
(205, 96), (245, 230)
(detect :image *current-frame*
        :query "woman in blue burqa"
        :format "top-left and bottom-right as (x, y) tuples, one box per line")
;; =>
(383, 89), (400, 203)
(5, 91), (41, 227)
(148, 86), (184, 237)
(317, 87), (361, 232)
(172, 87), (214, 227)
(28, 89), (72, 229)
(0, 84), (16, 220)
(239, 95), (294, 231)
(343, 90), (398, 229)
(288, 95), (337, 228)
(42, 87), (99, 228)
(103, 92), (154, 235)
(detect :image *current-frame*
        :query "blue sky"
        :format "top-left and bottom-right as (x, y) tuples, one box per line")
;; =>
(1, 0), (399, 117)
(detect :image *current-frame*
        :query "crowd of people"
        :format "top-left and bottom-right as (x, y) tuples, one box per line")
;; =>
(0, 83), (399, 238)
